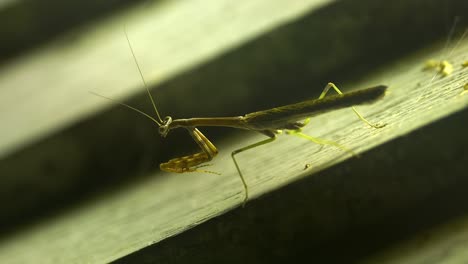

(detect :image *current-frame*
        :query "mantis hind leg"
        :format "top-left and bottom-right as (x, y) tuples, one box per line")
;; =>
(287, 129), (357, 157)
(287, 82), (384, 155)
(231, 135), (277, 205)
(321, 82), (386, 128)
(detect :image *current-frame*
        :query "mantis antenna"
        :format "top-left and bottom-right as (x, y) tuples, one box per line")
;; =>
(124, 26), (164, 124)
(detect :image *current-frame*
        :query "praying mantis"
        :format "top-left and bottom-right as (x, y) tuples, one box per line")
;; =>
(92, 32), (387, 204)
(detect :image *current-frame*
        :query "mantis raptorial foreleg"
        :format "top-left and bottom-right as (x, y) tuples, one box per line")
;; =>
(160, 127), (220, 175)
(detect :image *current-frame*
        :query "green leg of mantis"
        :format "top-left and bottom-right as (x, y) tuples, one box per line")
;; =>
(287, 130), (357, 157)
(287, 82), (385, 165)
(321, 82), (386, 128)
(232, 136), (276, 205)
(232, 82), (384, 206)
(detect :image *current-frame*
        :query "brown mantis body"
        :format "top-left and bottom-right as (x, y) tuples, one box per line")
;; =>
(95, 82), (386, 203)
(156, 84), (387, 201)
(92, 31), (387, 204)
